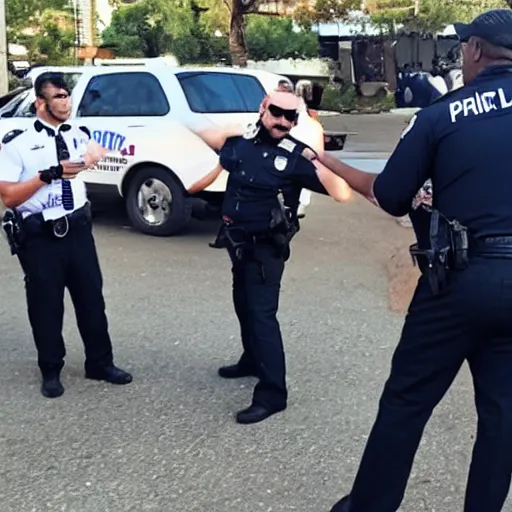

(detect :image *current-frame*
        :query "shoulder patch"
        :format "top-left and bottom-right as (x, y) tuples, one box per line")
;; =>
(277, 138), (297, 153)
(2, 129), (25, 145)
(243, 123), (259, 139)
(79, 126), (91, 138)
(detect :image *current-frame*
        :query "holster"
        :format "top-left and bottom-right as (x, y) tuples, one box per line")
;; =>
(409, 206), (469, 295)
(209, 222), (249, 261)
(269, 199), (299, 261)
(1, 208), (25, 255)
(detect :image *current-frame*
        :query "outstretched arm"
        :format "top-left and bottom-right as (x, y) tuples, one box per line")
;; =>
(195, 124), (245, 152)
(317, 111), (435, 217)
(302, 148), (352, 202)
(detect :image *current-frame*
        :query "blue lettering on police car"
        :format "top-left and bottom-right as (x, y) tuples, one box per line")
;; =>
(92, 130), (126, 152)
(449, 88), (512, 123)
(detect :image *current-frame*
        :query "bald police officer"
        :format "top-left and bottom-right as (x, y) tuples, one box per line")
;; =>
(195, 91), (351, 424)
(317, 9), (512, 512)
(0, 72), (132, 399)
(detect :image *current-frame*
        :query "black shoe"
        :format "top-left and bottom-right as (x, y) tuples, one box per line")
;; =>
(236, 404), (286, 424)
(218, 364), (257, 379)
(330, 496), (352, 512)
(41, 375), (64, 398)
(86, 364), (133, 385)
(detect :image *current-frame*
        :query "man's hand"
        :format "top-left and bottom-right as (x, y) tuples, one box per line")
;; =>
(60, 160), (87, 180)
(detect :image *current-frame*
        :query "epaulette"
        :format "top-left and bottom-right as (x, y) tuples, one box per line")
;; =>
(277, 136), (300, 154)
(243, 123), (259, 139)
(79, 125), (91, 138)
(2, 129), (25, 145)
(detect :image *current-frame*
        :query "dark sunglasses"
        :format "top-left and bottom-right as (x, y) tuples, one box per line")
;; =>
(268, 104), (298, 123)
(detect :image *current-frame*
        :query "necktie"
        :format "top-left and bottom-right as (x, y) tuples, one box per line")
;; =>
(34, 120), (75, 211)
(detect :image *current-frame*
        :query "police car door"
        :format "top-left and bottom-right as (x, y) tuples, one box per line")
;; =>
(72, 70), (171, 174)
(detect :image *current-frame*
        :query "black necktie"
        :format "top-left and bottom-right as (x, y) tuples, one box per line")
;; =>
(35, 120), (75, 211)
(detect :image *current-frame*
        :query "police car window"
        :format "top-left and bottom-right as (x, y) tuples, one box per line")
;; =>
(77, 72), (170, 117)
(177, 72), (266, 113)
(0, 89), (30, 117)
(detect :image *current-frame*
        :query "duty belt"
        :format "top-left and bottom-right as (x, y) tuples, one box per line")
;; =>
(471, 235), (512, 258)
(23, 202), (92, 239)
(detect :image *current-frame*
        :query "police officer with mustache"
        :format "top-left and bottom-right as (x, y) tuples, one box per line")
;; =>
(195, 91), (352, 424)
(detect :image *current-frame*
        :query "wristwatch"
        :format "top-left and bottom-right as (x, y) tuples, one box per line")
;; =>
(39, 164), (63, 184)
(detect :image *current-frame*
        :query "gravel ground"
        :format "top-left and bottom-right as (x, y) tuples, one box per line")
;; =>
(1, 113), (508, 512)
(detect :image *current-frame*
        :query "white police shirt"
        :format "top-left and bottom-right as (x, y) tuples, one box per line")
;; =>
(0, 118), (89, 221)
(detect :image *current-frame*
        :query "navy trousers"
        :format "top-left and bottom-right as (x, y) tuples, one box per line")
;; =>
(17, 213), (114, 377)
(229, 242), (287, 409)
(336, 257), (512, 512)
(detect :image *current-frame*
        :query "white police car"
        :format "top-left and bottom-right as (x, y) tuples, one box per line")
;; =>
(0, 62), (291, 236)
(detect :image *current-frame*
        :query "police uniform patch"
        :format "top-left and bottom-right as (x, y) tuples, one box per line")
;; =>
(274, 156), (288, 171)
(277, 138), (296, 153)
(243, 123), (259, 139)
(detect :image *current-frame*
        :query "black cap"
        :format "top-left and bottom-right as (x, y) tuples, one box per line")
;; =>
(454, 9), (512, 50)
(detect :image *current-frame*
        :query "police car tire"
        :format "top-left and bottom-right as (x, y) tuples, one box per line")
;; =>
(125, 166), (191, 237)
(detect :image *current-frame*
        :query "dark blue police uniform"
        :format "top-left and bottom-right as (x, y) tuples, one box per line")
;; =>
(332, 64), (512, 512)
(217, 125), (328, 415)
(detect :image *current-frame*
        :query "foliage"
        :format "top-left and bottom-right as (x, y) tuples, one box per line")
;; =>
(7, 0), (76, 65)
(243, 15), (318, 60)
(368, 0), (510, 33)
(293, 0), (361, 28)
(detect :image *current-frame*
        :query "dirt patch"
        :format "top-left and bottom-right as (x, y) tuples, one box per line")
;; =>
(386, 244), (420, 314)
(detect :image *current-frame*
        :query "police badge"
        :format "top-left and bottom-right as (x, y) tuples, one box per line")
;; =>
(274, 156), (288, 171)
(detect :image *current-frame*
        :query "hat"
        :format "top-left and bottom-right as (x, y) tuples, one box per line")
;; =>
(264, 91), (300, 111)
(454, 9), (512, 50)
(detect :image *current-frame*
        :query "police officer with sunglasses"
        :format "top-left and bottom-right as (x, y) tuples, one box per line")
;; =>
(0, 72), (132, 399)
(193, 91), (352, 424)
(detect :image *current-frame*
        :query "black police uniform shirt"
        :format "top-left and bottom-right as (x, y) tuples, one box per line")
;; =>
(219, 125), (328, 233)
(372, 65), (512, 239)
(0, 119), (89, 221)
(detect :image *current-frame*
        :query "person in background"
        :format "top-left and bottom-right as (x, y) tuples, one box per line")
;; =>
(275, 79), (325, 218)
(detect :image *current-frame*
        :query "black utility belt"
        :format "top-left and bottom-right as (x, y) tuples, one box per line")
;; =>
(23, 202), (92, 239)
(471, 235), (512, 258)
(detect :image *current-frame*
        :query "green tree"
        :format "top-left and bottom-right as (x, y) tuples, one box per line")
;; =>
(244, 15), (318, 60)
(6, 0), (76, 65)
(293, 0), (510, 33)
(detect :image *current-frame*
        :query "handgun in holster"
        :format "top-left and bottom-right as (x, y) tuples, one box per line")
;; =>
(269, 194), (299, 260)
(1, 208), (24, 255)
(409, 208), (452, 295)
(209, 220), (248, 261)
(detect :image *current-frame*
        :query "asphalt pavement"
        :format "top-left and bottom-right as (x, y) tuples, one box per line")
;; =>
(1, 187), (509, 511)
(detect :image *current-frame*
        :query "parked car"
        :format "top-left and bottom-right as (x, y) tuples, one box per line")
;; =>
(0, 62), (294, 236)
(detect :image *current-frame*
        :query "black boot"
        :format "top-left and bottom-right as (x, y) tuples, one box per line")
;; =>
(330, 496), (352, 512)
(41, 374), (64, 398)
(85, 364), (133, 385)
(218, 364), (257, 379)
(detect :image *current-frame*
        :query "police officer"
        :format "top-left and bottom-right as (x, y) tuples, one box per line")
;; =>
(316, 9), (512, 512)
(195, 91), (352, 424)
(0, 72), (132, 399)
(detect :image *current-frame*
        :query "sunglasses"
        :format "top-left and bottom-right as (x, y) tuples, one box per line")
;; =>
(268, 104), (298, 123)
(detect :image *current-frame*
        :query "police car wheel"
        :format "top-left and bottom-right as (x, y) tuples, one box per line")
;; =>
(125, 166), (191, 236)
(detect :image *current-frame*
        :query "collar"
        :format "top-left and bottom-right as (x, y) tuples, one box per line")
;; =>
(34, 118), (72, 137)
(470, 64), (512, 84)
